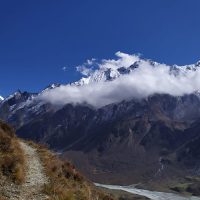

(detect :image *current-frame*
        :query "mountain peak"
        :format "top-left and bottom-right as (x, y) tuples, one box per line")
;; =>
(195, 60), (200, 67)
(42, 83), (61, 93)
(0, 96), (4, 101)
(74, 57), (200, 86)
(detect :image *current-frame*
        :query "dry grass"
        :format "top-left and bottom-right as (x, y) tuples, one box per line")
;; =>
(27, 141), (114, 200)
(0, 121), (25, 184)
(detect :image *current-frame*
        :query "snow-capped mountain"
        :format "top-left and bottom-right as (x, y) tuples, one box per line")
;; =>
(74, 67), (121, 85)
(41, 83), (61, 93)
(1, 57), (200, 185)
(74, 59), (148, 85)
(0, 96), (4, 101)
(1, 57), (200, 128)
(74, 59), (200, 86)
(1, 57), (200, 125)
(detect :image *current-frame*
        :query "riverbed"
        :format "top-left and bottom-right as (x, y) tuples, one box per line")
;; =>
(95, 183), (200, 200)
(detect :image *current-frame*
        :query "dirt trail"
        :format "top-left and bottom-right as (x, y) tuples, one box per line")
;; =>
(3, 141), (49, 200)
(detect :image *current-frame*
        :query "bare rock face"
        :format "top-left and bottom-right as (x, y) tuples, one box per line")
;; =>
(1, 93), (197, 184)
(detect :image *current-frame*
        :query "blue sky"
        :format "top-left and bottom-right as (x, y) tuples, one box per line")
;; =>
(1, 0), (200, 96)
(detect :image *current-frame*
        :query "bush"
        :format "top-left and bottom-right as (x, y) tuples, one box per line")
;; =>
(30, 142), (115, 200)
(0, 121), (25, 183)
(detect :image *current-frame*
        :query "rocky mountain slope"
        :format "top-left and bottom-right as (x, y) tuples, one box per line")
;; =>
(0, 121), (119, 200)
(12, 94), (200, 185)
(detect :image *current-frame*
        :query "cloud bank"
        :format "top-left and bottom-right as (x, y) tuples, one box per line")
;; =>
(40, 52), (200, 108)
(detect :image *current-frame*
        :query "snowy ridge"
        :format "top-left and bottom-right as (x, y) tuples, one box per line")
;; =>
(41, 83), (61, 93)
(2, 56), (200, 121)
(74, 58), (200, 86)
(0, 96), (4, 101)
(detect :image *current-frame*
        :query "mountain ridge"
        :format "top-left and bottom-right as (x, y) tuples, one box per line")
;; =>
(1, 56), (200, 192)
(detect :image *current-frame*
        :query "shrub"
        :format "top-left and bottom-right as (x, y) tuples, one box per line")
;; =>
(0, 121), (25, 183)
(30, 142), (115, 200)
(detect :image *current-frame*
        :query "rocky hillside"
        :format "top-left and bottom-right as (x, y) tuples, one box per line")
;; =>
(9, 94), (200, 185)
(0, 121), (118, 200)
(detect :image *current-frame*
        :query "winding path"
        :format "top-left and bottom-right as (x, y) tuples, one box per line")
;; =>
(4, 141), (49, 200)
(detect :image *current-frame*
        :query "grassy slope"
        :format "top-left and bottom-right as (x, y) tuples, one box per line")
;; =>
(28, 141), (116, 200)
(0, 121), (25, 183)
(32, 141), (150, 200)
(0, 121), (25, 199)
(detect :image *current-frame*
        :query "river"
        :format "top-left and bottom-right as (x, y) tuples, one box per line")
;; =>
(95, 183), (200, 200)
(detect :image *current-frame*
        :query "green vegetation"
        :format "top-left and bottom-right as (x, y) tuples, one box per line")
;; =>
(170, 176), (200, 196)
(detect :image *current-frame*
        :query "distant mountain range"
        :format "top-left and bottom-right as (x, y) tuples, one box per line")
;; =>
(1, 57), (200, 186)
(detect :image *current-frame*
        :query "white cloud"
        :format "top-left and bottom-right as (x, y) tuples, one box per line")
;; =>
(99, 51), (140, 70)
(62, 66), (67, 71)
(76, 58), (96, 76)
(40, 52), (200, 108)
(86, 58), (96, 65)
(76, 66), (94, 76)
